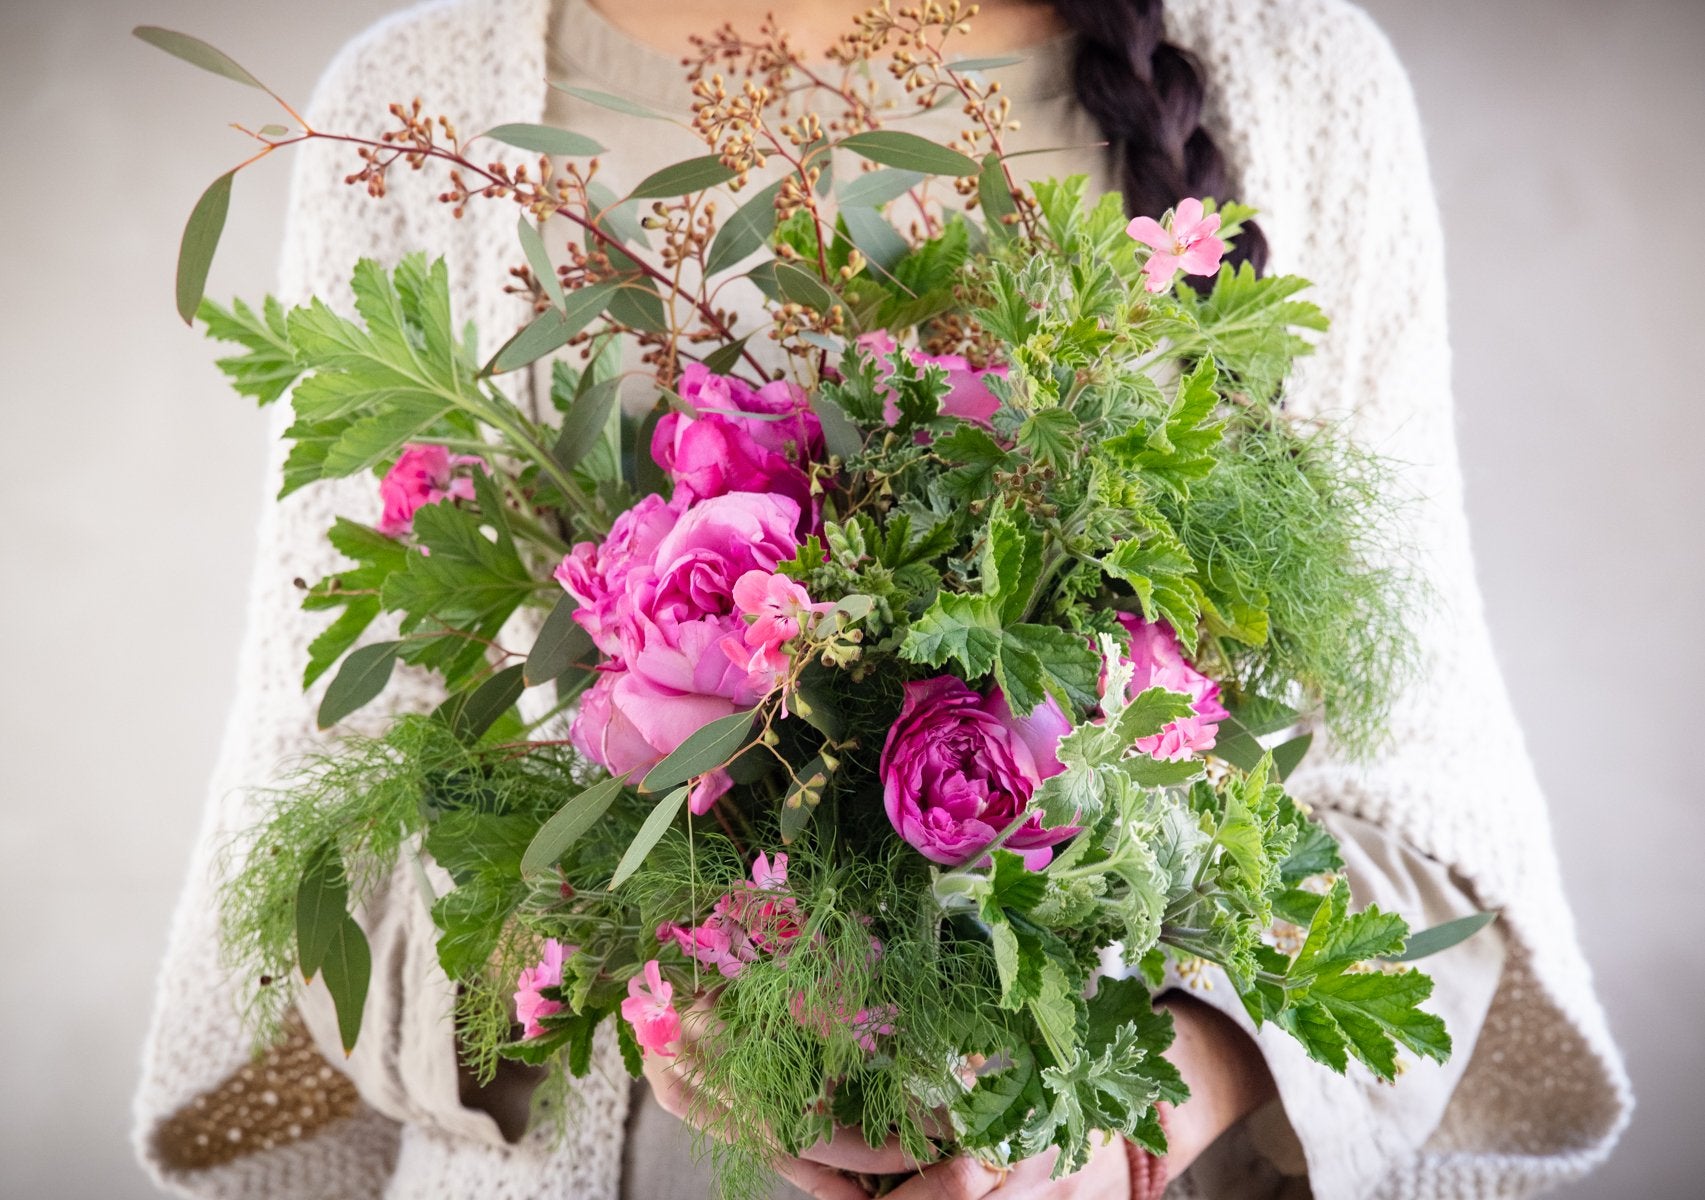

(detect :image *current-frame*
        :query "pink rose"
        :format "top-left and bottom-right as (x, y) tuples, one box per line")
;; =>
(514, 939), (575, 1039)
(376, 444), (482, 537)
(856, 331), (1008, 426)
(879, 676), (1078, 869)
(651, 363), (822, 530)
(560, 492), (805, 814)
(1116, 614), (1230, 760)
(620, 960), (681, 1057)
(554, 493), (680, 658)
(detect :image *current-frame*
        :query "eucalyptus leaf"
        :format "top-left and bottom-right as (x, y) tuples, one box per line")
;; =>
(525, 593), (594, 686)
(978, 153), (1018, 238)
(521, 771), (633, 874)
(487, 308), (569, 375)
(316, 640), (401, 729)
(837, 131), (978, 176)
(610, 785), (690, 889)
(779, 755), (829, 844)
(484, 122), (605, 157)
(554, 376), (623, 471)
(133, 26), (266, 89)
(1269, 732), (1313, 781)
(631, 155), (738, 199)
(517, 215), (566, 308)
(320, 915), (371, 1053)
(176, 171), (234, 324)
(295, 841), (348, 980)
(705, 180), (782, 275)
(435, 664), (526, 743)
(946, 54), (1028, 72)
(550, 83), (669, 121)
(840, 205), (909, 273)
(1387, 911), (1498, 964)
(838, 168), (923, 210)
(811, 395), (864, 461)
(748, 260), (839, 313)
(699, 335), (753, 375)
(640, 708), (758, 793)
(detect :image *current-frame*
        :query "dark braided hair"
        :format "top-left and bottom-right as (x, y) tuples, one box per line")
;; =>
(1047, 0), (1268, 276)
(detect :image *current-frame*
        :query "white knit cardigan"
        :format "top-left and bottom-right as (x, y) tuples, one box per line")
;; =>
(134, 1), (1632, 1197)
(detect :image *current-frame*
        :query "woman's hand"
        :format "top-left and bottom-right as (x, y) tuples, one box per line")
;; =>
(642, 988), (1276, 1200)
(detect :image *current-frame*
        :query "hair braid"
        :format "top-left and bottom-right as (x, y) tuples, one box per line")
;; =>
(1048, 0), (1269, 276)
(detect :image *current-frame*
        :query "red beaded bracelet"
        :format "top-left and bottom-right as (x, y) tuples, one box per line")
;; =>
(1123, 1103), (1171, 1200)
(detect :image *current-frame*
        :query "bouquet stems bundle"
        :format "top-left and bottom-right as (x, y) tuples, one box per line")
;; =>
(140, 7), (1486, 1196)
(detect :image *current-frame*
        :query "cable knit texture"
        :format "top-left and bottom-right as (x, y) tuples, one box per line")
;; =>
(134, 0), (1631, 1197)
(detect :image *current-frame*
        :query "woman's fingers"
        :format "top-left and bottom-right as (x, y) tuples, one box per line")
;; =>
(775, 1156), (882, 1200)
(880, 1154), (1008, 1200)
(798, 1125), (929, 1173)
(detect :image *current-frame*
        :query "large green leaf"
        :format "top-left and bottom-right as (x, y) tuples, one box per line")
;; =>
(837, 131), (978, 176)
(484, 123), (605, 157)
(316, 641), (401, 729)
(176, 171), (234, 324)
(631, 155), (739, 199)
(838, 168), (923, 210)
(553, 376), (623, 471)
(133, 27), (266, 89)
(977, 153), (1018, 237)
(840, 206), (909, 274)
(640, 709), (758, 793)
(610, 786), (690, 889)
(520, 771), (633, 874)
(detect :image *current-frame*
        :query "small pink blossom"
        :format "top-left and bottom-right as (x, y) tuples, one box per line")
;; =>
(656, 850), (802, 977)
(376, 444), (482, 537)
(1116, 613), (1230, 760)
(514, 939), (575, 1040)
(856, 331), (1009, 426)
(719, 570), (834, 676)
(620, 960), (681, 1057)
(749, 850), (788, 891)
(1126, 198), (1227, 294)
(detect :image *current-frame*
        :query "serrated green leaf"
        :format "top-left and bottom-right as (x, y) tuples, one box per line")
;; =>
(640, 709), (758, 793)
(175, 171), (234, 324)
(198, 295), (300, 405)
(631, 155), (738, 199)
(901, 592), (1002, 678)
(610, 785), (690, 889)
(838, 131), (978, 176)
(521, 771), (633, 874)
(316, 640), (401, 728)
(484, 122), (605, 157)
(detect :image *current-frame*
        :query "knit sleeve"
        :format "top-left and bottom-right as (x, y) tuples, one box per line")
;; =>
(132, 20), (507, 1196)
(1174, 1), (1632, 1193)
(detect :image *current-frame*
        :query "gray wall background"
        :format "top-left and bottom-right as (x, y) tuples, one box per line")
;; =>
(0, 0), (1699, 1196)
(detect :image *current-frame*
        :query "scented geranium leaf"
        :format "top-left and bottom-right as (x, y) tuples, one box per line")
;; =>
(1100, 533), (1200, 649)
(432, 876), (525, 978)
(423, 810), (537, 885)
(1102, 358), (1226, 499)
(1056, 686), (1195, 771)
(1275, 998), (1350, 1074)
(901, 592), (1003, 678)
(1017, 408), (1079, 472)
(1030, 762), (1114, 829)
(998, 624), (1101, 715)
(987, 849), (1047, 914)
(984, 507), (1042, 624)
(1311, 969), (1450, 1077)
(199, 295), (301, 405)
(1027, 955), (1086, 1067)
(933, 422), (1011, 501)
(953, 1049), (1042, 1147)
(891, 214), (971, 297)
(1029, 1023), (1171, 1175)
(1276, 798), (1344, 885)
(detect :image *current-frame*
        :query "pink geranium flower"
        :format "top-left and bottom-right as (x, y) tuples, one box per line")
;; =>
(620, 960), (681, 1057)
(656, 850), (802, 977)
(720, 570), (834, 676)
(1126, 198), (1227, 294)
(514, 939), (575, 1040)
(376, 444), (482, 537)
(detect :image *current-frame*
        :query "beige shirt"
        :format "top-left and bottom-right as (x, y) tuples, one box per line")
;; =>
(533, 4), (1505, 1196)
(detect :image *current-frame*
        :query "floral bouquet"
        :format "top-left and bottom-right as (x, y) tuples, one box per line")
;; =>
(140, 6), (1488, 1195)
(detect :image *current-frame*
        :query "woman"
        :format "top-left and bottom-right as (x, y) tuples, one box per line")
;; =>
(134, 2), (1631, 1197)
